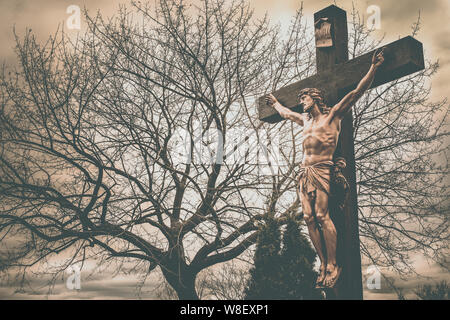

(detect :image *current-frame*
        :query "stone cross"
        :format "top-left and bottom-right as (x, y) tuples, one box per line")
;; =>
(258, 5), (424, 299)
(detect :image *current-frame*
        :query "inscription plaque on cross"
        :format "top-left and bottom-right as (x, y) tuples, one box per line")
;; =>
(258, 5), (424, 299)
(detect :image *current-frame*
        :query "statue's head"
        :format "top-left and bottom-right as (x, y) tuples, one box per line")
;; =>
(298, 88), (330, 117)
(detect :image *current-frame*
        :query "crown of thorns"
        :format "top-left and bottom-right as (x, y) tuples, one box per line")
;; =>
(297, 88), (324, 101)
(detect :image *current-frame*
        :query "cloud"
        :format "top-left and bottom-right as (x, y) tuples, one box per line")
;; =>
(0, 270), (161, 300)
(0, 0), (448, 300)
(362, 257), (450, 300)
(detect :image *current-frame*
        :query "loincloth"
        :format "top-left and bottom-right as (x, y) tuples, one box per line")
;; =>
(297, 158), (349, 206)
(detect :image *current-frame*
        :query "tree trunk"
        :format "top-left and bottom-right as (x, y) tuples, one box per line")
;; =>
(172, 278), (199, 300)
(161, 262), (199, 300)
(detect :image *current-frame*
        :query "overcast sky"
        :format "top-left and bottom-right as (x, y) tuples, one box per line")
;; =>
(0, 0), (448, 300)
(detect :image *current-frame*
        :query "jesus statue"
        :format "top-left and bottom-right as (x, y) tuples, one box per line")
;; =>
(265, 48), (385, 288)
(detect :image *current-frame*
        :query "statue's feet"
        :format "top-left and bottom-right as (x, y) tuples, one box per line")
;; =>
(315, 265), (327, 288)
(323, 264), (342, 288)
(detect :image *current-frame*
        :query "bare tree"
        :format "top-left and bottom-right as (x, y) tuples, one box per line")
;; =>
(201, 257), (251, 300)
(0, 0), (307, 299)
(0, 0), (447, 300)
(414, 280), (449, 300)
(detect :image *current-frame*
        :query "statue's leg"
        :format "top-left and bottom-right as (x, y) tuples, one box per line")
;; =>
(314, 189), (341, 288)
(299, 188), (327, 286)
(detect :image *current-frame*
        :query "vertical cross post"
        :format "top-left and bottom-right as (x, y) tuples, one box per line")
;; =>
(314, 5), (363, 299)
(258, 3), (424, 300)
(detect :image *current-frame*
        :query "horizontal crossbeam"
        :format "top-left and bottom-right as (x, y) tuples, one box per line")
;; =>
(258, 36), (424, 123)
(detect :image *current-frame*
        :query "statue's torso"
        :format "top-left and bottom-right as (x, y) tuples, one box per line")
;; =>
(302, 112), (341, 166)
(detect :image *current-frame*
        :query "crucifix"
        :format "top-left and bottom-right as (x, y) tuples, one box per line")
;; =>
(258, 5), (424, 299)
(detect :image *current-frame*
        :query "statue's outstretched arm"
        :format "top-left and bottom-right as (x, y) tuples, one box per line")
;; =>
(266, 93), (304, 126)
(331, 48), (385, 119)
